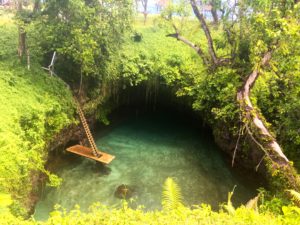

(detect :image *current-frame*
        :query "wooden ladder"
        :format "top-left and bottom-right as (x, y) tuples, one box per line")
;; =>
(76, 103), (102, 158)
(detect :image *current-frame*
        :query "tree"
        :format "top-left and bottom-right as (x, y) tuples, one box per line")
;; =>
(15, 0), (41, 64)
(210, 0), (219, 24)
(155, 0), (169, 12)
(16, 0), (26, 59)
(31, 0), (132, 88)
(141, 0), (148, 24)
(163, 0), (300, 190)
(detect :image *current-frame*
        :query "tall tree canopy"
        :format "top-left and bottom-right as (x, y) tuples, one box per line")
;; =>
(30, 0), (132, 83)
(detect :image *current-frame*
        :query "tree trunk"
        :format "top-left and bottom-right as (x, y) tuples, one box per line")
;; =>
(26, 49), (30, 70)
(210, 1), (219, 24)
(211, 8), (218, 24)
(190, 0), (219, 65)
(18, 27), (26, 59)
(143, 12), (147, 25)
(140, 0), (148, 24)
(33, 0), (40, 13)
(17, 0), (26, 60)
(237, 52), (300, 190)
(134, 0), (139, 13)
(16, 0), (22, 11)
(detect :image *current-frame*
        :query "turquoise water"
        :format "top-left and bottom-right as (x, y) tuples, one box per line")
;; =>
(34, 111), (261, 220)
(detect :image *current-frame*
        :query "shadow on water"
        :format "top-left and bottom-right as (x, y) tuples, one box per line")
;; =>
(34, 107), (265, 221)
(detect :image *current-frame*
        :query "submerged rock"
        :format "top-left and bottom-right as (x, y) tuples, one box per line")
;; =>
(114, 184), (134, 199)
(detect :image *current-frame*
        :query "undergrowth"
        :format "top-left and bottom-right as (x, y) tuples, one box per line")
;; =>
(0, 60), (76, 216)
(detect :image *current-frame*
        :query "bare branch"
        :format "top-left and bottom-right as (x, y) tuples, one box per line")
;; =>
(245, 123), (271, 159)
(190, 0), (219, 65)
(232, 111), (245, 167)
(166, 31), (210, 66)
(238, 52), (289, 164)
(255, 155), (266, 171)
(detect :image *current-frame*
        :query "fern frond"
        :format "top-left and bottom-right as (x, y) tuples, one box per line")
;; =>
(287, 189), (300, 206)
(162, 177), (184, 211)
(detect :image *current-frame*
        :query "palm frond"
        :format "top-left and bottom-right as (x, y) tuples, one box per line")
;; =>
(287, 189), (300, 207)
(162, 177), (184, 211)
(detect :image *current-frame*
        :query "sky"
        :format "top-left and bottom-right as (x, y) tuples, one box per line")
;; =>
(136, 0), (167, 14)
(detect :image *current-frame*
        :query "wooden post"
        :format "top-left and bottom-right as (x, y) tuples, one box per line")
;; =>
(27, 49), (30, 70)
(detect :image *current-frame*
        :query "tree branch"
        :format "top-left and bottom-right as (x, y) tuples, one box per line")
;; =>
(232, 111), (245, 167)
(190, 0), (219, 65)
(166, 32), (210, 66)
(237, 52), (289, 164)
(210, 0), (219, 24)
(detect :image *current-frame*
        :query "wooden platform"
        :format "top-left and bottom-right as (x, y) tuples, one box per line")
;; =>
(66, 145), (115, 164)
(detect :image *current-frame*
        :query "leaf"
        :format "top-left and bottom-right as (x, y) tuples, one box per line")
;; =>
(162, 177), (184, 211)
(286, 189), (300, 207)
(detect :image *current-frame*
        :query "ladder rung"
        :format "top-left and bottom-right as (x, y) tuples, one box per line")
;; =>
(76, 101), (101, 157)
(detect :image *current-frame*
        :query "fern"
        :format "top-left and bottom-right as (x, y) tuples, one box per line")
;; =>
(287, 189), (300, 206)
(162, 177), (184, 211)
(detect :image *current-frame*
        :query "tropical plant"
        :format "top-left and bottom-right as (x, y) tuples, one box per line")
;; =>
(30, 0), (132, 86)
(162, 177), (184, 211)
(287, 190), (300, 207)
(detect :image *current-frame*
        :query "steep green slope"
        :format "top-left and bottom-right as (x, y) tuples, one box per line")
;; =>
(0, 61), (75, 215)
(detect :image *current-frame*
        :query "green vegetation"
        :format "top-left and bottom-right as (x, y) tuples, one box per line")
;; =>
(1, 178), (300, 224)
(1, 0), (300, 224)
(117, 1), (300, 192)
(116, 6), (300, 191)
(0, 60), (76, 215)
(0, 15), (76, 213)
(3, 202), (300, 225)
(119, 23), (239, 124)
